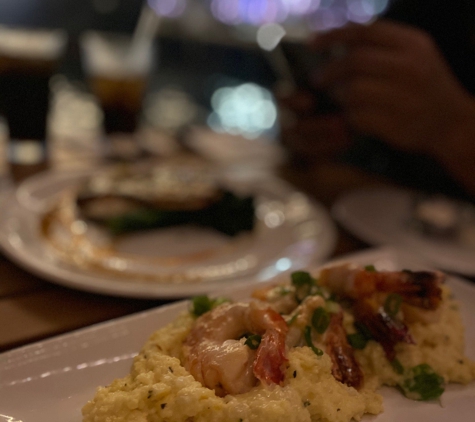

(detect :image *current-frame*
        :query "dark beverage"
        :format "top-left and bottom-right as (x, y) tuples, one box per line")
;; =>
(0, 27), (66, 181)
(0, 56), (54, 141)
(90, 74), (147, 134)
(80, 31), (153, 137)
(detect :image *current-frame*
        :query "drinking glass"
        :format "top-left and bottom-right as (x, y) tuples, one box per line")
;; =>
(0, 26), (67, 182)
(80, 30), (154, 161)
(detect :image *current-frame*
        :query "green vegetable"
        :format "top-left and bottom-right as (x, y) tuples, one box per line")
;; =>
(291, 271), (314, 287)
(384, 293), (403, 317)
(391, 359), (404, 375)
(311, 307), (330, 334)
(190, 295), (229, 317)
(244, 334), (262, 350)
(364, 264), (377, 272)
(287, 312), (299, 326)
(347, 322), (373, 350)
(347, 332), (369, 349)
(304, 325), (323, 356)
(103, 191), (255, 237)
(291, 271), (323, 302)
(401, 364), (445, 401)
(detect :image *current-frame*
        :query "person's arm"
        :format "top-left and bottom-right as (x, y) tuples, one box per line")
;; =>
(313, 20), (475, 197)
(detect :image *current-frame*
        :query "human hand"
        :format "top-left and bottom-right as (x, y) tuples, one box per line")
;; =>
(312, 19), (475, 157)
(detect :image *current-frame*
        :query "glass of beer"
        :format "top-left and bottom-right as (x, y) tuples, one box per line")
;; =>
(80, 31), (154, 161)
(0, 26), (67, 182)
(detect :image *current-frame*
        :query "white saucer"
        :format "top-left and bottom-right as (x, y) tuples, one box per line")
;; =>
(332, 186), (475, 276)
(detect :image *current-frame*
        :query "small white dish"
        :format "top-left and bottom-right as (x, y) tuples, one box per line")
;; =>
(0, 166), (337, 298)
(332, 187), (475, 276)
(0, 247), (474, 422)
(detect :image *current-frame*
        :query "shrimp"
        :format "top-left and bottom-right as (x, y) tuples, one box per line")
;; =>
(324, 311), (364, 389)
(286, 295), (326, 347)
(252, 284), (298, 315)
(319, 263), (443, 360)
(319, 263), (444, 312)
(182, 301), (288, 396)
(353, 297), (415, 361)
(285, 295), (364, 389)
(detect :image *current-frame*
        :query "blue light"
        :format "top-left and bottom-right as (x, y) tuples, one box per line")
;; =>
(276, 257), (292, 271)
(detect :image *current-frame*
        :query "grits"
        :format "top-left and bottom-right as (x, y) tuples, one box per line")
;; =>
(82, 266), (475, 422)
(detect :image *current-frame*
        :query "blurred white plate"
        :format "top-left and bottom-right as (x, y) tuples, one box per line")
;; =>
(0, 247), (474, 422)
(0, 167), (336, 298)
(332, 187), (475, 276)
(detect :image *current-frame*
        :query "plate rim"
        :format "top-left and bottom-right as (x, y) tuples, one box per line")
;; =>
(332, 186), (475, 276)
(0, 168), (337, 299)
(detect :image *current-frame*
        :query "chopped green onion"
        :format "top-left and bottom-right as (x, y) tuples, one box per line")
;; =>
(287, 312), (299, 326)
(190, 295), (229, 317)
(311, 307), (331, 334)
(364, 265), (377, 272)
(244, 334), (262, 350)
(391, 359), (404, 375)
(304, 325), (323, 356)
(347, 332), (368, 349)
(347, 322), (373, 350)
(384, 293), (403, 317)
(401, 364), (445, 401)
(291, 271), (323, 302)
(291, 271), (314, 287)
(354, 322), (373, 340)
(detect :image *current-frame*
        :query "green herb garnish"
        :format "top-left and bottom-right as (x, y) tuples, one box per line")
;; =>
(401, 364), (445, 401)
(311, 307), (331, 334)
(190, 295), (229, 317)
(291, 271), (323, 302)
(347, 332), (369, 349)
(391, 358), (404, 375)
(287, 312), (299, 326)
(364, 264), (377, 272)
(347, 322), (373, 349)
(244, 334), (262, 350)
(384, 293), (403, 317)
(304, 325), (323, 356)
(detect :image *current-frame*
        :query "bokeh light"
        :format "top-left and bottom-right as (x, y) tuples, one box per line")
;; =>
(147, 0), (187, 18)
(208, 83), (277, 139)
(208, 0), (389, 27)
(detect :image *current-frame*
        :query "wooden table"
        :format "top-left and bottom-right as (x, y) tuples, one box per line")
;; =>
(0, 145), (409, 353)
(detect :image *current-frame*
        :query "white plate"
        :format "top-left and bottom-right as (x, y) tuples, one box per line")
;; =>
(0, 167), (337, 298)
(0, 247), (474, 422)
(332, 187), (475, 276)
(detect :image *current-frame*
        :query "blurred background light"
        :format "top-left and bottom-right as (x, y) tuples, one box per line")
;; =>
(208, 0), (388, 26)
(208, 82), (277, 139)
(147, 0), (187, 18)
(256, 23), (286, 51)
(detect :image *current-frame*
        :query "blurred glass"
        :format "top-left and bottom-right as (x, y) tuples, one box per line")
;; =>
(0, 25), (67, 181)
(80, 30), (154, 160)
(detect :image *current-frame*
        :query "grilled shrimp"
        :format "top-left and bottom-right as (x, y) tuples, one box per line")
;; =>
(325, 311), (364, 389)
(183, 301), (288, 396)
(285, 295), (363, 389)
(319, 263), (444, 359)
(319, 263), (444, 311)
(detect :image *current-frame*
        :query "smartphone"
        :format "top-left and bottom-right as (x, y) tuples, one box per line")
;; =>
(272, 39), (340, 114)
